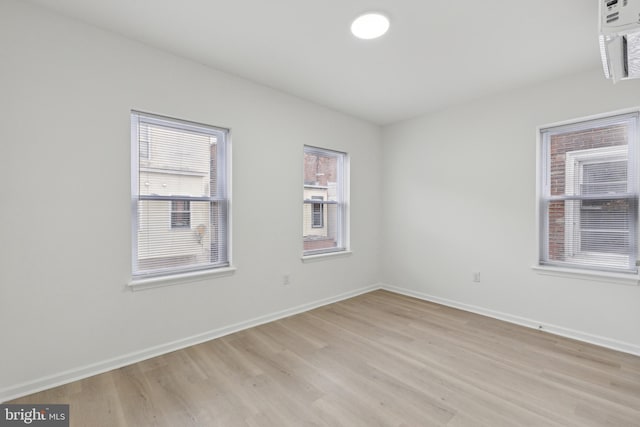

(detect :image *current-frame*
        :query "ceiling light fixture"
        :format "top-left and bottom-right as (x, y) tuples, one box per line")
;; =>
(350, 12), (390, 40)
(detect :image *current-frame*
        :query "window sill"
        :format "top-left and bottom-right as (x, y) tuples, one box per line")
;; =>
(301, 250), (352, 263)
(128, 266), (237, 291)
(532, 265), (639, 286)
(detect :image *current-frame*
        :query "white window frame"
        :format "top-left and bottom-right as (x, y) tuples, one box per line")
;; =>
(537, 110), (639, 280)
(130, 111), (232, 287)
(303, 145), (349, 257)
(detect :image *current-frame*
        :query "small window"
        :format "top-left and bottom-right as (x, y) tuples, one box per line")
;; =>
(538, 112), (639, 273)
(171, 200), (191, 228)
(311, 196), (324, 228)
(303, 146), (348, 255)
(131, 111), (230, 279)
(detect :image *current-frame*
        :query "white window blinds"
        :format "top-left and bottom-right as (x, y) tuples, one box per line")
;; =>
(131, 111), (230, 279)
(539, 112), (639, 273)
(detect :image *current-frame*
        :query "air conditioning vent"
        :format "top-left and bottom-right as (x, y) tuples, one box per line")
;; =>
(600, 0), (640, 81)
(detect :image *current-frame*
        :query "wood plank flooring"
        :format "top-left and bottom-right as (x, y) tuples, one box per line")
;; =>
(9, 290), (640, 426)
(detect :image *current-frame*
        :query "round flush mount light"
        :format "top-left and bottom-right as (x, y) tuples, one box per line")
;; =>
(350, 12), (390, 40)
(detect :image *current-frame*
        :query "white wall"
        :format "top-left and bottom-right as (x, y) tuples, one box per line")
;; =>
(4, 0), (640, 403)
(382, 69), (640, 352)
(0, 0), (382, 399)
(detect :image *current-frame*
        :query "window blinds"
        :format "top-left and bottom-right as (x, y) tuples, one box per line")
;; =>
(131, 112), (229, 278)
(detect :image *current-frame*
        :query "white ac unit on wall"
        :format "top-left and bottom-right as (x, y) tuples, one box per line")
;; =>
(599, 0), (640, 81)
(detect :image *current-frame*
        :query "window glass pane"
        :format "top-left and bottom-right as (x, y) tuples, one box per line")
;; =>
(303, 146), (346, 255)
(548, 123), (627, 197)
(138, 200), (212, 271)
(581, 161), (627, 194)
(580, 199), (630, 254)
(546, 199), (632, 268)
(138, 123), (212, 198)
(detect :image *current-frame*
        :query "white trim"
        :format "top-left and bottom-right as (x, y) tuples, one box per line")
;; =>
(536, 107), (640, 133)
(380, 283), (640, 357)
(4, 282), (639, 403)
(532, 265), (639, 286)
(0, 283), (380, 403)
(301, 250), (353, 263)
(225, 133), (233, 269)
(128, 266), (237, 291)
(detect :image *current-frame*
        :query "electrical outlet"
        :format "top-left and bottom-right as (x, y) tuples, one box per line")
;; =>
(473, 272), (481, 283)
(283, 274), (291, 286)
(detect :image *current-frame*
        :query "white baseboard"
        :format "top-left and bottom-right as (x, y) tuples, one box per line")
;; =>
(0, 284), (380, 403)
(5, 282), (638, 402)
(381, 283), (640, 357)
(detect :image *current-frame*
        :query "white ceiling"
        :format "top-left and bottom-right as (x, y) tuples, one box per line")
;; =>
(26, 0), (601, 125)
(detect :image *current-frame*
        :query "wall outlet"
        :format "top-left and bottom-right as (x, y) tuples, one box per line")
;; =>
(473, 272), (481, 283)
(283, 274), (291, 286)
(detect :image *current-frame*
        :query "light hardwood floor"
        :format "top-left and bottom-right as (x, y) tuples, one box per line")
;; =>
(10, 290), (640, 426)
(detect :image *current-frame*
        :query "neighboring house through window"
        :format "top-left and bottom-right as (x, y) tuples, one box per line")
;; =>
(303, 146), (348, 255)
(538, 112), (638, 273)
(131, 111), (230, 279)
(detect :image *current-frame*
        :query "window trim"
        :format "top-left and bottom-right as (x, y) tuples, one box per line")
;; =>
(130, 111), (232, 283)
(128, 266), (237, 291)
(535, 108), (640, 283)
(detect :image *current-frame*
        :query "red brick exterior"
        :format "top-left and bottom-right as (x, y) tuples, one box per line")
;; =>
(304, 152), (337, 186)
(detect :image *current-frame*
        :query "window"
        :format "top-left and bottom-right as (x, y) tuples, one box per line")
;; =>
(538, 112), (639, 274)
(303, 146), (348, 255)
(311, 196), (324, 228)
(171, 200), (191, 228)
(131, 111), (230, 279)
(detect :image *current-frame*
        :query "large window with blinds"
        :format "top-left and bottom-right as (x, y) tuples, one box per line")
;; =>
(539, 112), (639, 274)
(131, 111), (230, 279)
(303, 146), (348, 256)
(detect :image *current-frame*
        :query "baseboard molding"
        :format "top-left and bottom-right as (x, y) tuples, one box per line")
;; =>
(0, 283), (380, 403)
(5, 282), (638, 402)
(381, 283), (640, 357)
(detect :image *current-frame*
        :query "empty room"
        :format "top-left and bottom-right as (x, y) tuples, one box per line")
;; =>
(2, 0), (640, 425)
